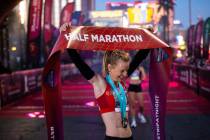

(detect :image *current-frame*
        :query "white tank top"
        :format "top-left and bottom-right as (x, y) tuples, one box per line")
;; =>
(130, 69), (140, 80)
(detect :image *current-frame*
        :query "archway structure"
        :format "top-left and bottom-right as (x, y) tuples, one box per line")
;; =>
(42, 26), (172, 140)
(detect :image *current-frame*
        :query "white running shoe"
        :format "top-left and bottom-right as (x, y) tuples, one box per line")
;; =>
(130, 120), (137, 128)
(138, 113), (147, 123)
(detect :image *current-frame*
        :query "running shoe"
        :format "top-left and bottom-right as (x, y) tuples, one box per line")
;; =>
(130, 120), (137, 128)
(138, 113), (147, 123)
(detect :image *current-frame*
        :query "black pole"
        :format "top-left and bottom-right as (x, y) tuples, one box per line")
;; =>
(189, 0), (192, 26)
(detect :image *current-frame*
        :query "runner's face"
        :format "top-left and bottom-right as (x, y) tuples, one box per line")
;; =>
(108, 59), (129, 82)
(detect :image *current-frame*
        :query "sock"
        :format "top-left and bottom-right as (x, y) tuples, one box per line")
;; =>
(132, 116), (136, 122)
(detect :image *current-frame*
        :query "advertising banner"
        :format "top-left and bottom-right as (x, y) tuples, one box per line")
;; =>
(203, 17), (210, 59)
(60, 3), (75, 27)
(194, 20), (204, 59)
(23, 71), (39, 93)
(187, 25), (195, 57)
(44, 0), (53, 57)
(149, 48), (171, 140)
(27, 0), (43, 68)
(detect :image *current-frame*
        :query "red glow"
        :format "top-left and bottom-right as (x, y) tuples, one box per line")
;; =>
(169, 81), (179, 88)
(27, 112), (45, 118)
(85, 101), (96, 107)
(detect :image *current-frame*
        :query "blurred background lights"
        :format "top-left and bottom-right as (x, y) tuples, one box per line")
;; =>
(176, 50), (183, 58)
(27, 112), (45, 118)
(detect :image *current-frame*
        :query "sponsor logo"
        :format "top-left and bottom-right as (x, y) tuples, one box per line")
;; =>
(64, 33), (143, 43)
(50, 126), (55, 139)
(155, 95), (160, 140)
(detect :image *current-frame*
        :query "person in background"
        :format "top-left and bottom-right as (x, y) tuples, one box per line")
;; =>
(128, 64), (147, 128)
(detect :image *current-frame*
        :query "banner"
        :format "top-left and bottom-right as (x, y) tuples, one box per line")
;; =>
(27, 0), (43, 68)
(44, 0), (53, 57)
(187, 25), (195, 57)
(60, 3), (75, 27)
(42, 26), (172, 140)
(149, 48), (171, 140)
(194, 20), (204, 59)
(203, 17), (210, 59)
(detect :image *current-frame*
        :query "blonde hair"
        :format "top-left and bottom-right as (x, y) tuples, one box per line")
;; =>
(103, 50), (130, 75)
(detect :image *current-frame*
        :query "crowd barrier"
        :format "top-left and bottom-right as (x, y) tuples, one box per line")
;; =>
(0, 62), (100, 108)
(172, 63), (210, 99)
(2, 62), (209, 108)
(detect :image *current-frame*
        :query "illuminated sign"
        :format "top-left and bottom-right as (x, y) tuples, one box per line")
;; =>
(127, 3), (156, 25)
(106, 2), (133, 10)
(90, 10), (124, 27)
(90, 10), (123, 18)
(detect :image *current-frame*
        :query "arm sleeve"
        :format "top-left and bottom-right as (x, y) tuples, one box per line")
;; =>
(127, 49), (150, 77)
(67, 49), (95, 80)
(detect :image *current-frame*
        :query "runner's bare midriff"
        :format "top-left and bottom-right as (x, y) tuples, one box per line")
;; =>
(101, 112), (132, 138)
